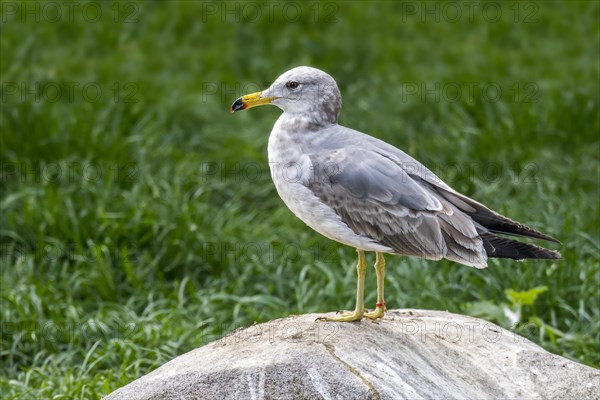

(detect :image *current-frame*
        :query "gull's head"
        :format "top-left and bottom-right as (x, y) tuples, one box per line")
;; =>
(231, 66), (342, 126)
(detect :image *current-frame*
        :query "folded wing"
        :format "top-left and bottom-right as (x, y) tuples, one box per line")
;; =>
(305, 143), (561, 267)
(306, 147), (488, 267)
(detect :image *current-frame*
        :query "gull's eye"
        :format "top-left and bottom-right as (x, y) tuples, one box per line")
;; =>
(286, 81), (299, 89)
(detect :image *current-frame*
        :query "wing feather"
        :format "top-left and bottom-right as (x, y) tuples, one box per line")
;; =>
(302, 125), (560, 266)
(306, 146), (486, 267)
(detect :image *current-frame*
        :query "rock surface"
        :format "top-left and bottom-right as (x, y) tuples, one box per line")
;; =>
(105, 309), (599, 400)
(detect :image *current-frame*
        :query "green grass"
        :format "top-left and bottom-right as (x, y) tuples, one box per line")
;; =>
(1, 0), (599, 398)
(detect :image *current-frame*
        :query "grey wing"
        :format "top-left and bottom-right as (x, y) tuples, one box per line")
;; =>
(307, 147), (487, 267)
(371, 140), (560, 243)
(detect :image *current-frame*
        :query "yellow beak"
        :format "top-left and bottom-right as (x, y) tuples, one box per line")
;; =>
(231, 91), (277, 112)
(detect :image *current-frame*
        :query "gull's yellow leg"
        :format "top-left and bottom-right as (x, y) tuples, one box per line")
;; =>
(317, 249), (366, 322)
(365, 252), (386, 319)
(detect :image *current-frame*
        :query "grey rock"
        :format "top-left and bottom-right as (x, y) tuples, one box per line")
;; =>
(104, 309), (599, 400)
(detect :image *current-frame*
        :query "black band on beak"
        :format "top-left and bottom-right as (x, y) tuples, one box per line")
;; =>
(231, 98), (245, 113)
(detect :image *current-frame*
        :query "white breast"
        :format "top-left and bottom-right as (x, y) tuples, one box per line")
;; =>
(267, 119), (392, 252)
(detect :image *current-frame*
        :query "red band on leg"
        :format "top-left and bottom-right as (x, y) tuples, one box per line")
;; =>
(376, 302), (385, 308)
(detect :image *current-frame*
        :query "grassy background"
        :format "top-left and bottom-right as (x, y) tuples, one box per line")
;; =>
(1, 0), (598, 398)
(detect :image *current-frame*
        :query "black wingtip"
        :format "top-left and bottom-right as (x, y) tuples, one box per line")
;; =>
(436, 188), (562, 244)
(481, 231), (562, 261)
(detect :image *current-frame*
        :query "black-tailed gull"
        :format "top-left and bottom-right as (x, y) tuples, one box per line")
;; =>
(231, 66), (561, 322)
